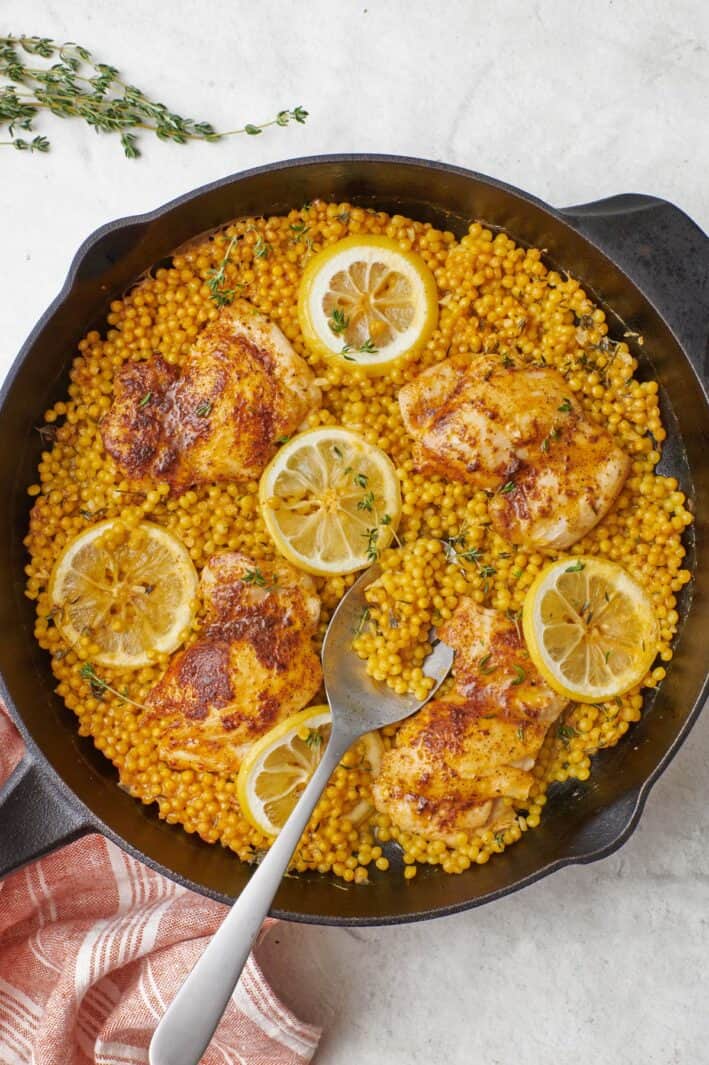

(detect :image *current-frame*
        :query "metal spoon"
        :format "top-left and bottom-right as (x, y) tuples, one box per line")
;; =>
(149, 564), (454, 1065)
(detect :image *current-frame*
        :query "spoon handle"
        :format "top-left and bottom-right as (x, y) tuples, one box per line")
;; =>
(149, 725), (354, 1065)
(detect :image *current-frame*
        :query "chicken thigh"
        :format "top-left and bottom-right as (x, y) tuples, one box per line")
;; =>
(101, 305), (320, 493)
(398, 355), (629, 549)
(144, 552), (322, 775)
(372, 598), (567, 843)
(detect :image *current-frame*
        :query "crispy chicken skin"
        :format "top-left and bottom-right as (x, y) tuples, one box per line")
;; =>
(372, 598), (567, 843)
(398, 356), (630, 549)
(143, 552), (322, 775)
(101, 305), (321, 493)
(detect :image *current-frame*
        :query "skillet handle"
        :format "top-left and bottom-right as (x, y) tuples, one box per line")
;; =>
(559, 194), (709, 385)
(0, 754), (92, 879)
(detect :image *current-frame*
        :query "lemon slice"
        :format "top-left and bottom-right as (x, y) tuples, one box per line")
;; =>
(237, 705), (384, 836)
(522, 557), (659, 702)
(49, 519), (198, 669)
(298, 235), (439, 373)
(259, 427), (401, 576)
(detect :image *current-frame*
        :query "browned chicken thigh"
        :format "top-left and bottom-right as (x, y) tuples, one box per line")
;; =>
(372, 598), (568, 843)
(398, 355), (629, 549)
(144, 552), (322, 775)
(101, 305), (321, 493)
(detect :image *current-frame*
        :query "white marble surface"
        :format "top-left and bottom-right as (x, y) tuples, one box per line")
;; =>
(2, 1), (708, 1062)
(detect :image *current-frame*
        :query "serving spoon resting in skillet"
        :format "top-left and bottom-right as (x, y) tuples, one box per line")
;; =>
(149, 563), (454, 1065)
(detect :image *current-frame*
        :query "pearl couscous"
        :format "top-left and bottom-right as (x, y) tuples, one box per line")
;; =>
(25, 201), (693, 882)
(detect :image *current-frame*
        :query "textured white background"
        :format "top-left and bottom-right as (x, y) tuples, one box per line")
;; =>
(2, 2), (708, 1063)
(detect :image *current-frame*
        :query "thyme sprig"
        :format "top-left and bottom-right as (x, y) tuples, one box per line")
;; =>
(206, 235), (240, 307)
(79, 662), (147, 711)
(0, 35), (308, 157)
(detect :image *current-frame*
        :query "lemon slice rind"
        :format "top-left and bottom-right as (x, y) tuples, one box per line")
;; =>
(237, 705), (332, 836)
(298, 235), (438, 372)
(259, 427), (402, 576)
(49, 519), (198, 669)
(522, 557), (658, 703)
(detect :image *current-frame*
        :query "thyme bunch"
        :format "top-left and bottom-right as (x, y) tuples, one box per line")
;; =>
(0, 35), (308, 157)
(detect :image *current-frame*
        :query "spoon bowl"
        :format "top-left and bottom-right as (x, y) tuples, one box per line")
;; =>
(149, 564), (453, 1065)
(322, 563), (455, 730)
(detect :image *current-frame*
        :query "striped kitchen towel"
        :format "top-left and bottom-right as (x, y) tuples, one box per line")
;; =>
(0, 708), (321, 1065)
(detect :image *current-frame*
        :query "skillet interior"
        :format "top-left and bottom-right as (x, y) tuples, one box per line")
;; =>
(0, 156), (707, 925)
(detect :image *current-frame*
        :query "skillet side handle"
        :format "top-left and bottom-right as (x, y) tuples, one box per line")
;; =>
(560, 194), (709, 386)
(0, 755), (93, 879)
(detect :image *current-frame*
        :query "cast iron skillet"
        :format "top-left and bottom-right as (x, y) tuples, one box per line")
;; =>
(0, 155), (707, 926)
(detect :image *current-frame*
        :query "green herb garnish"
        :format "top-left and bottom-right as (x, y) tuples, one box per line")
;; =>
(557, 723), (578, 744)
(253, 234), (271, 259)
(364, 526), (380, 562)
(342, 337), (378, 356)
(243, 567), (267, 587)
(79, 663), (146, 710)
(0, 36), (307, 157)
(328, 308), (349, 335)
(206, 234), (240, 307)
(479, 653), (496, 675)
(304, 729), (322, 750)
(565, 561), (585, 572)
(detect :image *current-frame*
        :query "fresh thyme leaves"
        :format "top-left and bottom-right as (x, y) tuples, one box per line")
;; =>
(328, 308), (349, 335)
(479, 565), (497, 580)
(253, 234), (271, 259)
(342, 337), (378, 356)
(364, 526), (380, 562)
(304, 729), (322, 750)
(333, 444), (343, 459)
(195, 401), (212, 417)
(511, 665), (526, 686)
(380, 513), (392, 525)
(289, 221), (310, 242)
(243, 567), (267, 587)
(357, 490), (376, 512)
(353, 606), (371, 637)
(494, 831), (506, 848)
(353, 472), (368, 489)
(542, 425), (562, 452)
(558, 398), (573, 413)
(206, 234), (240, 307)
(500, 480), (516, 495)
(5, 133), (48, 152)
(557, 723), (578, 744)
(565, 560), (585, 573)
(79, 662), (146, 710)
(0, 36), (308, 158)
(275, 434), (291, 445)
(478, 653), (496, 675)
(138, 392), (152, 408)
